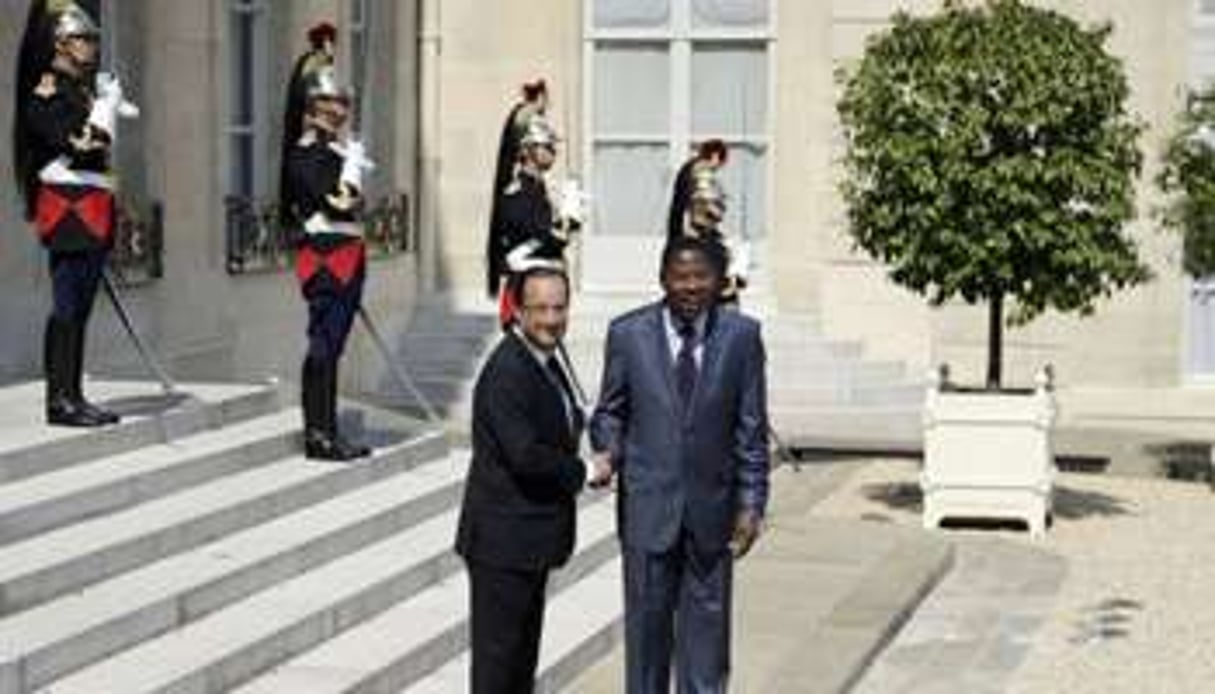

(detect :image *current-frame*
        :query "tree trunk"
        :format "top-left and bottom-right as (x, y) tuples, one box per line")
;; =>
(986, 294), (1003, 390)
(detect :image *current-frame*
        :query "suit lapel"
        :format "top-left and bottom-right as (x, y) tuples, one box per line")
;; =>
(507, 332), (574, 445)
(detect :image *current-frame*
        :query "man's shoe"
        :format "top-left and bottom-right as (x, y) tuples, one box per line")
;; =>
(304, 429), (371, 462)
(47, 396), (107, 427)
(74, 398), (120, 425)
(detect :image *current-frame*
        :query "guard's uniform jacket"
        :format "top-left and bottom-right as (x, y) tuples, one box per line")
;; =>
(496, 169), (569, 266)
(283, 133), (366, 294)
(23, 68), (114, 252)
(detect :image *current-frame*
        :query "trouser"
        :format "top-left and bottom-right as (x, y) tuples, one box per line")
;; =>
(623, 529), (733, 694)
(300, 269), (364, 436)
(467, 560), (548, 694)
(45, 248), (108, 402)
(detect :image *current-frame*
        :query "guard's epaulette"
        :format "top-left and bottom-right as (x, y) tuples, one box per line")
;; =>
(33, 72), (58, 99)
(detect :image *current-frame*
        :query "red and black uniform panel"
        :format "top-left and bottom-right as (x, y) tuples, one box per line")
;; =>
(21, 69), (114, 252)
(282, 136), (365, 291)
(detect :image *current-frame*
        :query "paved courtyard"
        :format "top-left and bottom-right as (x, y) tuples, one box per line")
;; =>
(814, 460), (1215, 694)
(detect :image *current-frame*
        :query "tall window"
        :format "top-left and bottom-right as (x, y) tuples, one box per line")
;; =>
(226, 0), (270, 201)
(586, 0), (772, 239)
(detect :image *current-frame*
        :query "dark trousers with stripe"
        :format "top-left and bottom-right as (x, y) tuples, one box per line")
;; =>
(302, 270), (365, 363)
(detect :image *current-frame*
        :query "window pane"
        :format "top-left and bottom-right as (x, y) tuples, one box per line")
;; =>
(690, 42), (766, 135)
(594, 0), (670, 28)
(594, 43), (670, 136)
(691, 0), (769, 28)
(592, 144), (670, 236)
(713, 143), (766, 240)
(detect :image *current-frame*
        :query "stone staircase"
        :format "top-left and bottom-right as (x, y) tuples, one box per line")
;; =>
(0, 378), (620, 693)
(380, 290), (924, 452)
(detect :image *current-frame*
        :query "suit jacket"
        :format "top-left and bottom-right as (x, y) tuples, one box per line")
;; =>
(456, 331), (586, 571)
(591, 302), (770, 555)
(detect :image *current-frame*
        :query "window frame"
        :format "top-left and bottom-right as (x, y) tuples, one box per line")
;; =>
(225, 0), (271, 202)
(582, 0), (776, 239)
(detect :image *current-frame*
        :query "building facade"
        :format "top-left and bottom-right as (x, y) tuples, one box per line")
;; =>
(0, 0), (1209, 400)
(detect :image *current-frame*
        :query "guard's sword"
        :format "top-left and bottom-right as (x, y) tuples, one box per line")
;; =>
(101, 268), (176, 393)
(356, 306), (442, 424)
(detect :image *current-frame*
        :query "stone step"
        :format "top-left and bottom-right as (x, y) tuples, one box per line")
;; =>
(229, 496), (619, 694)
(0, 453), (465, 694)
(773, 407), (924, 453)
(51, 494), (618, 694)
(0, 380), (282, 484)
(0, 428), (446, 617)
(402, 561), (623, 694)
(0, 409), (301, 547)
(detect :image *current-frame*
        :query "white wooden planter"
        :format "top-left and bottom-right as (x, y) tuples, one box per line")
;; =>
(921, 368), (1057, 536)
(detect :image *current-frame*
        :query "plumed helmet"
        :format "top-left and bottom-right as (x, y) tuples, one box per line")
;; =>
(305, 65), (351, 103)
(519, 113), (559, 149)
(690, 165), (726, 208)
(50, 0), (99, 39)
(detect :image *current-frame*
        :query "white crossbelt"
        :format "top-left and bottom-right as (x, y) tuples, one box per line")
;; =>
(38, 157), (113, 190)
(303, 213), (363, 238)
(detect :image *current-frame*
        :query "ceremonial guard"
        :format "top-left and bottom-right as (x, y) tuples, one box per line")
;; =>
(280, 21), (337, 216)
(13, 0), (138, 427)
(486, 79), (549, 303)
(280, 62), (375, 461)
(666, 139), (728, 241)
(487, 112), (585, 327)
(685, 167), (748, 307)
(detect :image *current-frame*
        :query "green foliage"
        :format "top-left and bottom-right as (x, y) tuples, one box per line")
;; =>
(836, 0), (1150, 327)
(1158, 87), (1215, 278)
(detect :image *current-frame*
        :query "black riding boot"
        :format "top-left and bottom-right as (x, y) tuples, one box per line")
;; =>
(45, 317), (104, 427)
(66, 319), (119, 425)
(303, 357), (369, 461)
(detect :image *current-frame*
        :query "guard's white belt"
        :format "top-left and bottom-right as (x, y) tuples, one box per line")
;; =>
(303, 213), (363, 238)
(38, 157), (113, 190)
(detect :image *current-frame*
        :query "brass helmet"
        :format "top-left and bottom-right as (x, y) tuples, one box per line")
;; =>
(519, 113), (559, 149)
(50, 0), (99, 39)
(305, 65), (351, 104)
(690, 164), (727, 223)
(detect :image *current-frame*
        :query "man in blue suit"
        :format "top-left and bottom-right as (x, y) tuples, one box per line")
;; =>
(590, 235), (770, 693)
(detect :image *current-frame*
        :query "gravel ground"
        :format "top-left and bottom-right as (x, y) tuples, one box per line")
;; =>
(810, 459), (1215, 693)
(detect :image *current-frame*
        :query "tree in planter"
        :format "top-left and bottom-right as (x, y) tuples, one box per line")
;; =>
(1158, 86), (1215, 279)
(836, 0), (1150, 389)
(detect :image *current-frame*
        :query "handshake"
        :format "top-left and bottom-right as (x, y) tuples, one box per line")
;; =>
(88, 72), (140, 137)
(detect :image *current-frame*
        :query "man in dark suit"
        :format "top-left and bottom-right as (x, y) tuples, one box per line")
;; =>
(591, 235), (770, 693)
(455, 266), (593, 694)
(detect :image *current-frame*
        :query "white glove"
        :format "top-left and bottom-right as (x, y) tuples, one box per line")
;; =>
(96, 72), (140, 120)
(505, 239), (554, 272)
(334, 139), (376, 191)
(87, 85), (119, 137)
(557, 178), (589, 226)
(726, 235), (751, 281)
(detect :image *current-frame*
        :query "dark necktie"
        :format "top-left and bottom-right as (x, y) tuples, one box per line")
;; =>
(675, 320), (698, 411)
(545, 354), (579, 433)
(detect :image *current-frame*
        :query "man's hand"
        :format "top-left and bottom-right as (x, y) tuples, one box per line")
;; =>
(729, 510), (762, 559)
(587, 451), (614, 490)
